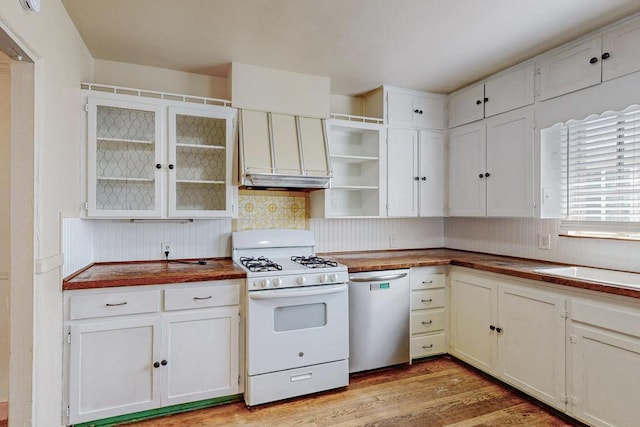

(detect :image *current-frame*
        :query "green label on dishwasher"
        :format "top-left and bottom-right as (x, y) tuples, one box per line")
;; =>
(370, 282), (390, 290)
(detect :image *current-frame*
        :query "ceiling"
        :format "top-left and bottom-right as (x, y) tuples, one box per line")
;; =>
(62, 0), (640, 96)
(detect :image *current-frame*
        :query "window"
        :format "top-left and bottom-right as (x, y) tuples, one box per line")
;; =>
(560, 105), (640, 239)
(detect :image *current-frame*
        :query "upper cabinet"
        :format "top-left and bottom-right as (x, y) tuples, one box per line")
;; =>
(85, 89), (236, 219)
(310, 118), (386, 218)
(449, 64), (534, 128)
(538, 16), (640, 101)
(449, 107), (534, 217)
(364, 86), (446, 130)
(387, 129), (444, 217)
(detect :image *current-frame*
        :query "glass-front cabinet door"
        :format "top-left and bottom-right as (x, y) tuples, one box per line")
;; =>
(167, 106), (235, 218)
(87, 97), (164, 218)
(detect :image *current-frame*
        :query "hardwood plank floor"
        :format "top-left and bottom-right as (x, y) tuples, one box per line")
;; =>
(126, 357), (579, 427)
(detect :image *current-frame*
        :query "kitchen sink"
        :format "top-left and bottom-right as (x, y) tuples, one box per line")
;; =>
(534, 266), (640, 290)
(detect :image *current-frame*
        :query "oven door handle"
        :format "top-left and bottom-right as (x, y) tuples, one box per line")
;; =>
(349, 272), (408, 282)
(249, 284), (347, 300)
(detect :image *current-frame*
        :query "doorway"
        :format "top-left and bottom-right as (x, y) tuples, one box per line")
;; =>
(0, 24), (35, 427)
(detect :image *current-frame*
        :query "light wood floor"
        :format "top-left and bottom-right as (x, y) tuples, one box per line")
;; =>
(127, 357), (578, 427)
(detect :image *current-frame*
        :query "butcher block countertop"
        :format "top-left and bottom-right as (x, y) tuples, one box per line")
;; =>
(63, 258), (245, 291)
(323, 248), (640, 300)
(64, 249), (640, 299)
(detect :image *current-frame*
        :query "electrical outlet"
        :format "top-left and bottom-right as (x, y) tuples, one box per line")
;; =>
(389, 235), (397, 248)
(537, 233), (551, 250)
(161, 242), (171, 257)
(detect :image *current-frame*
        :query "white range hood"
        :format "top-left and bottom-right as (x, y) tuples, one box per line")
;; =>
(238, 109), (332, 189)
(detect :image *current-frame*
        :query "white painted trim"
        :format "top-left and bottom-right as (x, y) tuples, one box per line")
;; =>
(34, 253), (64, 275)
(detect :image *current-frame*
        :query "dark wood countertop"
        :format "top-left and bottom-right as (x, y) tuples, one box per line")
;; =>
(64, 249), (640, 300)
(63, 258), (245, 290)
(322, 248), (640, 300)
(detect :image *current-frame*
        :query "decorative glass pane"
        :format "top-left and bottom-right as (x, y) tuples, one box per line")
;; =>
(96, 181), (155, 211)
(176, 182), (225, 211)
(176, 115), (225, 147)
(97, 106), (155, 141)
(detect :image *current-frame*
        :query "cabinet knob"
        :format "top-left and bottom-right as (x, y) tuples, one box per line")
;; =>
(479, 173), (484, 179)
(421, 177), (427, 181)
(155, 163), (162, 169)
(602, 52), (611, 60)
(418, 110), (423, 114)
(589, 57), (599, 64)
(476, 100), (482, 105)
(414, 176), (420, 181)
(414, 109), (419, 113)
(496, 327), (503, 334)
(485, 172), (490, 178)
(484, 97), (489, 103)
(153, 362), (160, 368)
(489, 325), (496, 331)
(168, 164), (175, 170)
(161, 360), (168, 366)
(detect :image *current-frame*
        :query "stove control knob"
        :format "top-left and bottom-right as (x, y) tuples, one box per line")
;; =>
(319, 274), (328, 283)
(261, 279), (270, 288)
(329, 273), (339, 282)
(273, 278), (282, 287)
(296, 276), (306, 285)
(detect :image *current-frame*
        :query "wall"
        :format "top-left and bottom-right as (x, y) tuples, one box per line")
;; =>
(93, 59), (229, 99)
(329, 94), (364, 116)
(0, 1), (93, 425)
(445, 217), (640, 273)
(0, 54), (9, 402)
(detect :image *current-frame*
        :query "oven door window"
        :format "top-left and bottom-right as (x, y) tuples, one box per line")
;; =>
(274, 303), (326, 332)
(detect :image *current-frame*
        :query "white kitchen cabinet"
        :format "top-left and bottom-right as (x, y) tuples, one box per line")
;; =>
(310, 118), (386, 217)
(448, 107), (534, 217)
(449, 64), (534, 128)
(539, 16), (640, 101)
(409, 267), (447, 359)
(85, 91), (236, 218)
(567, 298), (640, 427)
(68, 317), (162, 424)
(387, 129), (444, 217)
(65, 280), (241, 425)
(449, 270), (567, 410)
(363, 86), (446, 130)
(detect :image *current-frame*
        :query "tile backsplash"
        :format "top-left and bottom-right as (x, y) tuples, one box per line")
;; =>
(234, 190), (308, 231)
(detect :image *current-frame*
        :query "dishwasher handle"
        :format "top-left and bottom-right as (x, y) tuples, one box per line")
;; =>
(349, 272), (408, 282)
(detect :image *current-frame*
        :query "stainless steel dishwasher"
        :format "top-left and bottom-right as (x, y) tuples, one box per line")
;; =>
(348, 269), (410, 373)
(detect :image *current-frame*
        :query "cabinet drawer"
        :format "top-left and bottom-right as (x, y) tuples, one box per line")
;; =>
(69, 290), (161, 320)
(164, 283), (240, 311)
(410, 309), (445, 335)
(410, 333), (446, 358)
(411, 271), (445, 290)
(411, 289), (446, 309)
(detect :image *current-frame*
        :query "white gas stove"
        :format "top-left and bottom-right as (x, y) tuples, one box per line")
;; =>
(232, 229), (349, 406)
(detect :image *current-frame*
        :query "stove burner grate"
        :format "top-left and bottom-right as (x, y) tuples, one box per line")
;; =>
(291, 255), (339, 268)
(240, 256), (283, 272)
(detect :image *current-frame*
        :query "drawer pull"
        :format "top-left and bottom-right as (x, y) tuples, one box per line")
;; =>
(105, 302), (127, 307)
(422, 280), (433, 284)
(422, 344), (434, 349)
(290, 372), (312, 382)
(421, 298), (433, 304)
(421, 320), (433, 326)
(193, 296), (213, 300)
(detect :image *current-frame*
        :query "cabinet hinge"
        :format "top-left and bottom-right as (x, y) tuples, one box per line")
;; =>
(83, 201), (89, 211)
(67, 332), (71, 344)
(570, 396), (578, 406)
(238, 375), (241, 385)
(66, 405), (70, 417)
(569, 334), (578, 344)
(559, 309), (568, 319)
(84, 103), (89, 112)
(238, 313), (241, 324)
(560, 394), (569, 404)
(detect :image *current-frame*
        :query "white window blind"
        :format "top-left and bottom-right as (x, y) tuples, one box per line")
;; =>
(561, 105), (640, 227)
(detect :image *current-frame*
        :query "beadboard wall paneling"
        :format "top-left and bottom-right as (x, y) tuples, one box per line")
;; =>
(62, 218), (95, 277)
(312, 217), (445, 253)
(445, 217), (640, 273)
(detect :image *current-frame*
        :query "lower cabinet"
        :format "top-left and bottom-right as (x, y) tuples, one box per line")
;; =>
(567, 298), (640, 427)
(409, 267), (447, 359)
(449, 269), (566, 410)
(64, 280), (241, 425)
